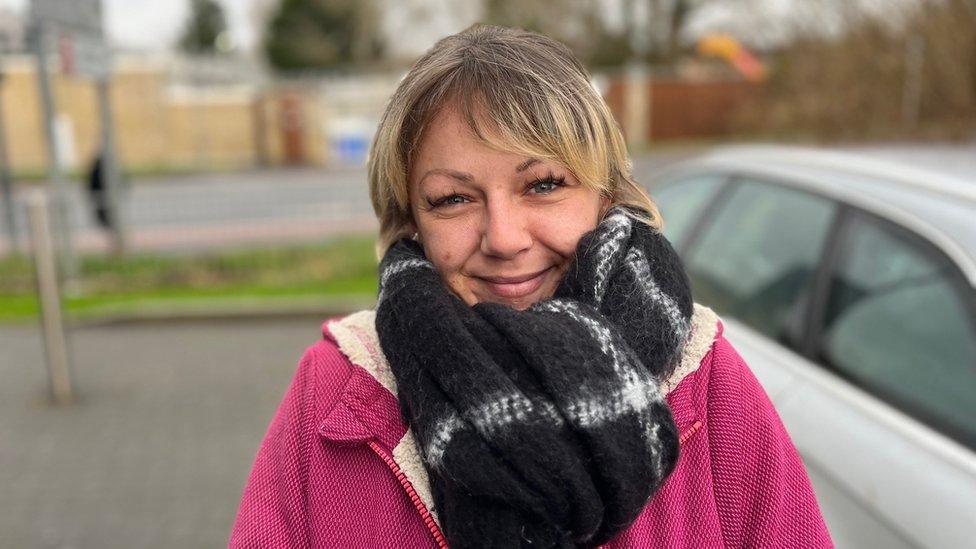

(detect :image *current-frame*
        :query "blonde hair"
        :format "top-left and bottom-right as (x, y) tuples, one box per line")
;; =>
(367, 24), (660, 257)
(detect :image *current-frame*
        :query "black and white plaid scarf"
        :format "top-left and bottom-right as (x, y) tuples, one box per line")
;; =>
(375, 206), (694, 548)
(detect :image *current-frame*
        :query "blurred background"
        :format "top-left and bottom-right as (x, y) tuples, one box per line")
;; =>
(0, 0), (973, 547)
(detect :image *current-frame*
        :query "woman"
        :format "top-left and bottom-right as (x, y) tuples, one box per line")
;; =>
(230, 25), (832, 548)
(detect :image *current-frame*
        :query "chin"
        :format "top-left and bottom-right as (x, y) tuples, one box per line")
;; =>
(469, 283), (557, 311)
(503, 299), (536, 311)
(478, 296), (536, 311)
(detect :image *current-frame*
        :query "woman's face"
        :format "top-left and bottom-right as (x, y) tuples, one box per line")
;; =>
(408, 105), (609, 310)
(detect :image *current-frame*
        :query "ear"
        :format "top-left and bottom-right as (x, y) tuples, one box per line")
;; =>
(405, 218), (418, 236)
(599, 194), (612, 218)
(404, 219), (422, 243)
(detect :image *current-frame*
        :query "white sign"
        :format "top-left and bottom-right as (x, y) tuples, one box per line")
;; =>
(30, 0), (104, 36)
(53, 113), (77, 169)
(30, 0), (109, 79)
(55, 31), (110, 79)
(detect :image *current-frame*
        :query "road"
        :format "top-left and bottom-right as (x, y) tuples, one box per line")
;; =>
(1, 167), (379, 254)
(0, 151), (699, 254)
(1, 142), (973, 254)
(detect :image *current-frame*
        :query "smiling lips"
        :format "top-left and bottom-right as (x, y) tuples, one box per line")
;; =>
(479, 267), (553, 298)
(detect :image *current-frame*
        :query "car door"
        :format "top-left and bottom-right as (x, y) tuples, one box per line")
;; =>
(649, 173), (728, 254)
(787, 208), (976, 549)
(656, 173), (976, 547)
(669, 175), (839, 401)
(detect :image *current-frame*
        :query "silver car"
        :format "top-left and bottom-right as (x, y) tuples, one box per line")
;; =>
(650, 146), (976, 549)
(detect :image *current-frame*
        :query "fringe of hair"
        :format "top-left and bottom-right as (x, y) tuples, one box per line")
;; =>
(367, 24), (660, 259)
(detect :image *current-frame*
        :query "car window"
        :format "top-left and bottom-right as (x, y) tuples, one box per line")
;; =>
(685, 178), (836, 345)
(652, 175), (725, 249)
(820, 214), (976, 450)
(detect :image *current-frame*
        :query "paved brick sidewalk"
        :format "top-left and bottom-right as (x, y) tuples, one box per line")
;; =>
(0, 316), (332, 548)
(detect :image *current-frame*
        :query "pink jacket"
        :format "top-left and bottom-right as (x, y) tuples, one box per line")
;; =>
(229, 304), (833, 548)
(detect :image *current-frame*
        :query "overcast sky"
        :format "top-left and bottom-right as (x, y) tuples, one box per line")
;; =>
(0, 0), (917, 57)
(0, 0), (262, 51)
(0, 0), (490, 58)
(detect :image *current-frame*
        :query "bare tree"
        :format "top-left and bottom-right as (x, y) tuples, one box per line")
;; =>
(743, 0), (976, 140)
(479, 0), (723, 66)
(644, 0), (717, 61)
(480, 0), (635, 67)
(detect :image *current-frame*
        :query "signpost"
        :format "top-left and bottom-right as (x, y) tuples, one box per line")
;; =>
(27, 0), (120, 404)
(30, 0), (104, 34)
(28, 8), (73, 277)
(0, 69), (16, 252)
(29, 0), (125, 262)
(27, 190), (74, 405)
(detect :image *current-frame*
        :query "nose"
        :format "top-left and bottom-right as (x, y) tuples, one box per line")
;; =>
(480, 200), (532, 259)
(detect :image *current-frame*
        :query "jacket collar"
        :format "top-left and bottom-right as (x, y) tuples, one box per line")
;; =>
(321, 303), (720, 526)
(325, 303), (719, 402)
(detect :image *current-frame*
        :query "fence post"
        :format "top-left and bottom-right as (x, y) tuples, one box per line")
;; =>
(901, 33), (925, 131)
(27, 190), (74, 405)
(624, 62), (650, 149)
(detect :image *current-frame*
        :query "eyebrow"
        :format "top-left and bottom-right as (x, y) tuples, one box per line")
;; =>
(419, 158), (542, 186)
(515, 158), (541, 172)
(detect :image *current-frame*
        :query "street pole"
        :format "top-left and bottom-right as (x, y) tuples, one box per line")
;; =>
(27, 190), (74, 405)
(625, 63), (649, 149)
(95, 76), (126, 254)
(30, 20), (76, 280)
(901, 33), (925, 132)
(0, 69), (18, 253)
(625, 0), (652, 149)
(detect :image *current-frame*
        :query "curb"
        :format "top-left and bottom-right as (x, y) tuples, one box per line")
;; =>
(62, 296), (378, 328)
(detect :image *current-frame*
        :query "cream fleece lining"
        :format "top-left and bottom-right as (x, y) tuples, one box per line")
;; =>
(327, 302), (720, 528)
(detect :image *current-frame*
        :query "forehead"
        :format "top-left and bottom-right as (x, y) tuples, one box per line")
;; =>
(411, 106), (523, 175)
(418, 104), (486, 153)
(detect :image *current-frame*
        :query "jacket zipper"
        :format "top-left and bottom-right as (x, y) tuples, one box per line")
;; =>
(368, 440), (449, 549)
(365, 422), (704, 549)
(679, 420), (703, 444)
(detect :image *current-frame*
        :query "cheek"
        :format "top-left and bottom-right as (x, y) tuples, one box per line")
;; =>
(537, 206), (601, 257)
(423, 231), (481, 306)
(422, 226), (475, 275)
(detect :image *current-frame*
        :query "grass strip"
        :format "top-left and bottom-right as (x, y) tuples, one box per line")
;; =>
(0, 234), (380, 323)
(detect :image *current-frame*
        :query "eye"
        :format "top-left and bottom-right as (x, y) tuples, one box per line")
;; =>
(529, 175), (566, 195)
(427, 193), (469, 209)
(442, 195), (468, 205)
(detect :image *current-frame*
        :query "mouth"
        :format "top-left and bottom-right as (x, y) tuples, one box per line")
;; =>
(478, 267), (553, 299)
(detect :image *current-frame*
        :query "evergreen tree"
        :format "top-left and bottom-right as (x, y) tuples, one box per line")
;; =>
(263, 0), (384, 72)
(179, 0), (229, 54)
